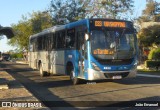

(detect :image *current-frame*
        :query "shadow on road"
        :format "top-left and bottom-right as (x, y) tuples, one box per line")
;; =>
(1, 62), (160, 109)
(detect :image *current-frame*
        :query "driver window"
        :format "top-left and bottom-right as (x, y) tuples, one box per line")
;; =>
(66, 28), (75, 49)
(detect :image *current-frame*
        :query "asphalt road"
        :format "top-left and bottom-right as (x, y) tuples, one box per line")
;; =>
(1, 61), (160, 110)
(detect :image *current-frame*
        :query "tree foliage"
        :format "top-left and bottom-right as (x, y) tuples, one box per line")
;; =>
(30, 12), (53, 33)
(138, 25), (160, 46)
(7, 0), (134, 51)
(8, 11), (52, 50)
(138, 0), (160, 22)
(49, 0), (87, 24)
(49, 0), (134, 24)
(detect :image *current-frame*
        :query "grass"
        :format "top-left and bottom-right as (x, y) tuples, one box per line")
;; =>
(138, 69), (160, 72)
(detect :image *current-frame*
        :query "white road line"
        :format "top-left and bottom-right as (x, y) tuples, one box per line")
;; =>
(137, 74), (160, 78)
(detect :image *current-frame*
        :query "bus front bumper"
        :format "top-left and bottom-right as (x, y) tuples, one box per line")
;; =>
(87, 68), (137, 80)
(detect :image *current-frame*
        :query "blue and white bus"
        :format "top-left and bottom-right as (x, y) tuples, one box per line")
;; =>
(28, 18), (138, 85)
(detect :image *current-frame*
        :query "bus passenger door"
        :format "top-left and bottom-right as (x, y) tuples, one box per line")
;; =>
(77, 32), (85, 77)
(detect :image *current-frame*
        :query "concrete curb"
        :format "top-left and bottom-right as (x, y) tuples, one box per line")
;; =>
(137, 74), (160, 78)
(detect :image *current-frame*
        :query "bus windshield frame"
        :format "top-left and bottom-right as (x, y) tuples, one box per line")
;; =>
(90, 27), (137, 60)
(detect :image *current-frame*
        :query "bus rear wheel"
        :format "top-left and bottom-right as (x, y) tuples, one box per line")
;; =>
(69, 66), (79, 85)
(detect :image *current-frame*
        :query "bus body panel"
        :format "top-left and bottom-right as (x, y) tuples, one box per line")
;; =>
(54, 50), (65, 74)
(65, 50), (79, 76)
(29, 52), (37, 69)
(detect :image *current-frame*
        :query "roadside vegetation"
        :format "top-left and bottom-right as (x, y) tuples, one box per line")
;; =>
(137, 0), (160, 72)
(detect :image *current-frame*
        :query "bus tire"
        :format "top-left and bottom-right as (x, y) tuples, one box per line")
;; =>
(39, 63), (46, 77)
(69, 66), (79, 85)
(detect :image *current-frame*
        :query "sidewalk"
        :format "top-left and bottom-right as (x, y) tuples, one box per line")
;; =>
(0, 70), (49, 110)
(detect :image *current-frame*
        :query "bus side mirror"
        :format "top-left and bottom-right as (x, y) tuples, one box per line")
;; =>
(85, 33), (90, 41)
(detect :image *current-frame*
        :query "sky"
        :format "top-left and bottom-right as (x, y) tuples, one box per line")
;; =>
(0, 0), (157, 52)
(0, 0), (51, 52)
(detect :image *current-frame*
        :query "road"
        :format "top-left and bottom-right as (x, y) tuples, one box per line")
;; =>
(0, 61), (160, 110)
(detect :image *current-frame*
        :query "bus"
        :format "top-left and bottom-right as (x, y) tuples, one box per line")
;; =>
(28, 18), (138, 85)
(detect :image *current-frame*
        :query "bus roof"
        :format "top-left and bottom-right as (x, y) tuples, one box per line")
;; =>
(30, 25), (65, 39)
(29, 18), (133, 40)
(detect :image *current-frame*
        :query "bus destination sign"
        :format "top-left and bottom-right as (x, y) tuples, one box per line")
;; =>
(95, 21), (126, 28)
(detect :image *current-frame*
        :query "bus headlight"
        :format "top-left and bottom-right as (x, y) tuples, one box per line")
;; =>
(131, 60), (138, 70)
(134, 60), (138, 66)
(91, 62), (101, 71)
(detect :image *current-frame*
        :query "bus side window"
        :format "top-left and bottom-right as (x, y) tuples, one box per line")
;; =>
(51, 33), (56, 49)
(66, 28), (75, 49)
(45, 34), (50, 51)
(77, 32), (85, 50)
(56, 31), (65, 49)
(37, 36), (42, 50)
(42, 35), (46, 50)
(48, 34), (52, 51)
(29, 38), (34, 52)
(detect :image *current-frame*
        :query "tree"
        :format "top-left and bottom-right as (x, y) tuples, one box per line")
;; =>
(8, 11), (52, 51)
(9, 19), (32, 50)
(138, 0), (160, 22)
(30, 11), (53, 33)
(49, 0), (134, 25)
(86, 0), (134, 19)
(49, 0), (87, 25)
(138, 25), (160, 47)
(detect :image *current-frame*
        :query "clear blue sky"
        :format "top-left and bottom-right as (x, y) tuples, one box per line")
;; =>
(0, 0), (157, 52)
(0, 0), (51, 52)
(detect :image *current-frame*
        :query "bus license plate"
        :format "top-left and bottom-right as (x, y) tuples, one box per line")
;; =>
(112, 76), (122, 79)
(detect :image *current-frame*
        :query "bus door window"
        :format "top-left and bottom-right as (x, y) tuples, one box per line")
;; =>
(66, 28), (75, 49)
(77, 32), (85, 73)
(77, 32), (85, 53)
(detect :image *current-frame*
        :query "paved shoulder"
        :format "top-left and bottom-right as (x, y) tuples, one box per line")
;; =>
(137, 74), (160, 78)
(0, 71), (49, 110)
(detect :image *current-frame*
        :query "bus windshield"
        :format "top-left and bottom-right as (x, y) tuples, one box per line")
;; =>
(90, 29), (136, 60)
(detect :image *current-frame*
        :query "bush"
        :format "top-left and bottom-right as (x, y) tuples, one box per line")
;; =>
(10, 53), (23, 59)
(145, 60), (160, 70)
(148, 49), (155, 60)
(148, 48), (160, 60)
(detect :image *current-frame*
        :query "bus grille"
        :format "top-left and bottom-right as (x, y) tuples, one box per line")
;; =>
(104, 72), (129, 78)
(97, 59), (133, 65)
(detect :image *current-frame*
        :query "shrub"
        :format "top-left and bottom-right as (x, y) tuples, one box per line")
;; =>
(10, 53), (23, 59)
(145, 60), (160, 71)
(154, 48), (160, 60)
(148, 48), (160, 60)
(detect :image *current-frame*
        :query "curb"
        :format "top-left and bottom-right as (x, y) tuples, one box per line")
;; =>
(137, 74), (160, 78)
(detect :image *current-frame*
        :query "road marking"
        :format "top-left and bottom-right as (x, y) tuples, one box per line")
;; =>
(137, 74), (160, 78)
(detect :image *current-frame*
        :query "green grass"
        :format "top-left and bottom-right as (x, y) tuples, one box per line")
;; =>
(138, 69), (160, 72)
